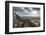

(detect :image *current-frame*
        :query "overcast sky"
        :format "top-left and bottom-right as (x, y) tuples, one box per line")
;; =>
(13, 7), (40, 17)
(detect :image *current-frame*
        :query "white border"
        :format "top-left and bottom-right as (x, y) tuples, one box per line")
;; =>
(9, 3), (43, 32)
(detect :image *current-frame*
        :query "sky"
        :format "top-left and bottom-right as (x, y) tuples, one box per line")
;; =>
(14, 7), (40, 17)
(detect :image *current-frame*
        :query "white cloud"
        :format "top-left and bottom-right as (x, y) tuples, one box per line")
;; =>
(16, 8), (40, 17)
